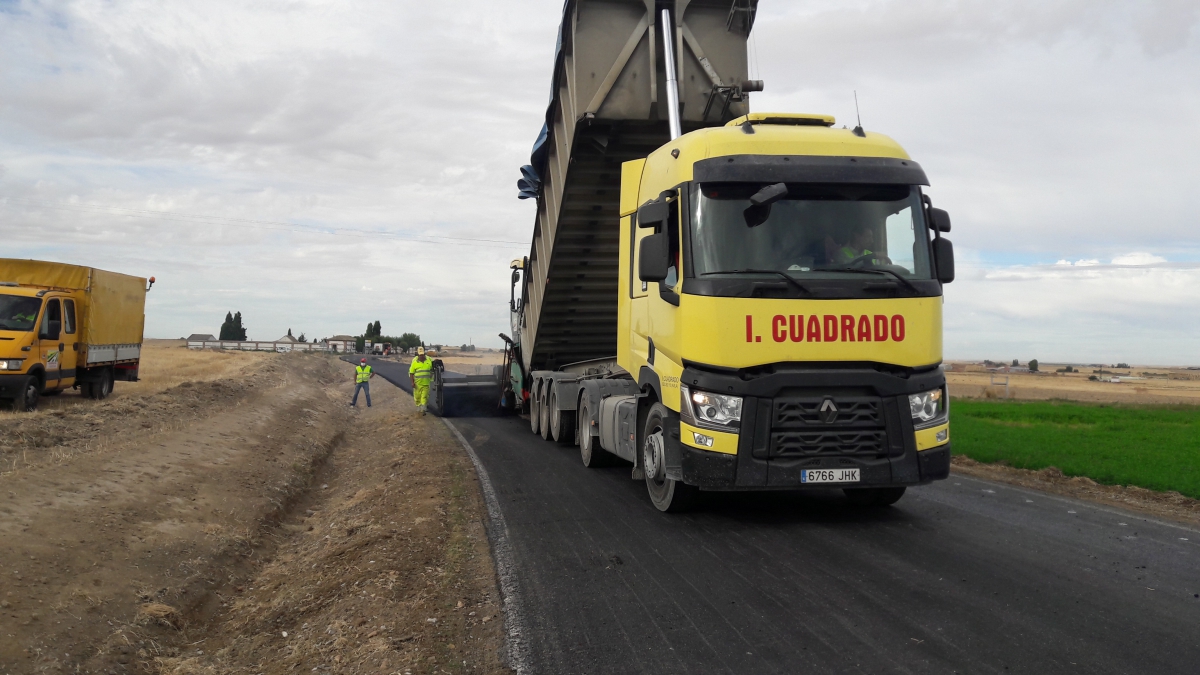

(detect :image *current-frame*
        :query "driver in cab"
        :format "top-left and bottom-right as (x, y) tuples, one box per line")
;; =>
(835, 223), (876, 264)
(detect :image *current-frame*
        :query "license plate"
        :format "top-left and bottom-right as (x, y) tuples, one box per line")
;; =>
(801, 468), (860, 484)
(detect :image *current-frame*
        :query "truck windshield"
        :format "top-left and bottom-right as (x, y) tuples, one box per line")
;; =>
(690, 183), (932, 280)
(0, 295), (42, 332)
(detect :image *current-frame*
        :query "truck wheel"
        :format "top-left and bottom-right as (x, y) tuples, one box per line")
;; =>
(15, 376), (40, 412)
(88, 370), (113, 400)
(548, 387), (576, 444)
(539, 383), (553, 440)
(529, 380), (542, 435)
(844, 487), (906, 507)
(642, 403), (698, 512)
(578, 398), (613, 468)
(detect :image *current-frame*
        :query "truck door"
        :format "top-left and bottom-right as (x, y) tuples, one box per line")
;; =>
(630, 213), (651, 366)
(60, 298), (78, 387)
(648, 189), (682, 364)
(38, 298), (63, 389)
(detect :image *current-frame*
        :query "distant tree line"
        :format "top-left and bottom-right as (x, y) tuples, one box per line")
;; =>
(357, 319), (421, 353)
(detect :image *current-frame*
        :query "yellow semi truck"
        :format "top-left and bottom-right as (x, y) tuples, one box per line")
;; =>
(0, 259), (151, 411)
(433, 0), (955, 511)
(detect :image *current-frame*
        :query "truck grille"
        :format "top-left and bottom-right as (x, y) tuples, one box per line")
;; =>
(770, 430), (887, 458)
(773, 396), (882, 428)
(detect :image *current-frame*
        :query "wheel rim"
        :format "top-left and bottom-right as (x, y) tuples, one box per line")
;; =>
(643, 429), (666, 484)
(549, 391), (560, 438)
(540, 387), (551, 436)
(579, 402), (592, 461)
(530, 383), (541, 433)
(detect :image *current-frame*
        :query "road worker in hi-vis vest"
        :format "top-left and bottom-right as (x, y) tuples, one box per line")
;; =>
(351, 357), (374, 408)
(409, 346), (433, 415)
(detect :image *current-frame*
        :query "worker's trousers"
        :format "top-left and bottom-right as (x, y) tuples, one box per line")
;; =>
(413, 381), (429, 407)
(352, 382), (371, 407)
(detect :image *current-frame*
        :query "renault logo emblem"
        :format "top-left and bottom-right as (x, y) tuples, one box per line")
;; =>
(819, 398), (839, 424)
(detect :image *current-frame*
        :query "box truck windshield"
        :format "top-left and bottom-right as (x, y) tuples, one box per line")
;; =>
(0, 295), (41, 331)
(690, 183), (932, 280)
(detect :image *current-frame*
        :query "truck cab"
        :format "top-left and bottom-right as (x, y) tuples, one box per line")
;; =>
(616, 113), (955, 509)
(0, 284), (84, 408)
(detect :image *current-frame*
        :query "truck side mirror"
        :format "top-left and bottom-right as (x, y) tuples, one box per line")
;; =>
(929, 207), (951, 232)
(637, 200), (668, 229)
(638, 233), (669, 282)
(933, 238), (955, 283)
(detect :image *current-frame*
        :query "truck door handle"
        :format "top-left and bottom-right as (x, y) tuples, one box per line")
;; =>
(73, 342), (79, 351)
(60, 343), (65, 352)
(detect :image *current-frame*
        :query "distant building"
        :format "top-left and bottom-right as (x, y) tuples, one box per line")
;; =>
(187, 333), (217, 342)
(327, 335), (356, 353)
(276, 334), (298, 343)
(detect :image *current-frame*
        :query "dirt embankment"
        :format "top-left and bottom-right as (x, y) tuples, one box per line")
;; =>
(952, 456), (1200, 528)
(0, 346), (508, 674)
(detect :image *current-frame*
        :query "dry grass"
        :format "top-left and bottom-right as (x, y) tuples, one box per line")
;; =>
(121, 339), (270, 397)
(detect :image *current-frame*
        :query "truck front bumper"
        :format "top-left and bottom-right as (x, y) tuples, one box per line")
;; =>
(0, 373), (28, 399)
(680, 442), (951, 490)
(674, 363), (951, 490)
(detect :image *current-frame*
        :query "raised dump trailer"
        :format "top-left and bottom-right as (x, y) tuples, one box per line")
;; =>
(452, 0), (958, 513)
(0, 259), (151, 410)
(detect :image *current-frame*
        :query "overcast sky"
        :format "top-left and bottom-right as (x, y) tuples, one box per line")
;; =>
(1, 0), (1197, 364)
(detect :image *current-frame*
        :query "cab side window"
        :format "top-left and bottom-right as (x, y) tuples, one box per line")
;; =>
(40, 299), (62, 340)
(63, 299), (77, 335)
(665, 191), (681, 288)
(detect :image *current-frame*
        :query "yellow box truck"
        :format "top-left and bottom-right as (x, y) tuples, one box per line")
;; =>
(440, 1), (955, 512)
(0, 259), (151, 410)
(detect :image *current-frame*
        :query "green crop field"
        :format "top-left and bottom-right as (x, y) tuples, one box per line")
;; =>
(950, 399), (1200, 499)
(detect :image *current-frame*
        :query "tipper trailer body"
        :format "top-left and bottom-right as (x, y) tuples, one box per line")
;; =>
(0, 259), (150, 410)
(436, 0), (958, 511)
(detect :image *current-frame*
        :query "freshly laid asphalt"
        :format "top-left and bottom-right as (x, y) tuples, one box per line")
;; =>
(366, 358), (1200, 674)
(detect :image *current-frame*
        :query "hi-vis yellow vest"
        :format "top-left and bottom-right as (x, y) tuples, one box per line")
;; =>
(355, 365), (372, 383)
(409, 358), (433, 381)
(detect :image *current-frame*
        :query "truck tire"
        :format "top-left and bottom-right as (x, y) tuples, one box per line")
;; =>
(88, 369), (113, 400)
(642, 403), (698, 512)
(538, 383), (553, 441)
(529, 380), (542, 435)
(15, 376), (40, 412)
(844, 487), (906, 507)
(548, 386), (576, 444)
(578, 397), (614, 468)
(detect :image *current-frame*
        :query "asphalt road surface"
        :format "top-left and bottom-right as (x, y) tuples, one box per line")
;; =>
(368, 360), (1200, 674)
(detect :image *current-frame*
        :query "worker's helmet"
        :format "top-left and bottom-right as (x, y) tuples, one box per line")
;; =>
(416, 346), (425, 355)
(360, 358), (367, 364)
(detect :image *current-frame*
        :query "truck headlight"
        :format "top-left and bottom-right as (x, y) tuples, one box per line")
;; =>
(681, 385), (742, 431)
(909, 388), (947, 427)
(0, 360), (24, 370)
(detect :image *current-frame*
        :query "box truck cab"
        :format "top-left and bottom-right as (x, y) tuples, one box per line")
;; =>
(0, 260), (150, 411)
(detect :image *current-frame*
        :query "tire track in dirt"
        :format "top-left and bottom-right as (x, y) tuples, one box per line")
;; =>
(154, 375), (510, 675)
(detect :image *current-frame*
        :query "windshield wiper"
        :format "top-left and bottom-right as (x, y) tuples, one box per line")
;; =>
(825, 267), (919, 292)
(701, 269), (811, 295)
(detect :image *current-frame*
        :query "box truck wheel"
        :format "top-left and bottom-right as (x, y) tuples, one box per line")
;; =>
(643, 403), (698, 512)
(87, 369), (113, 400)
(548, 387), (575, 444)
(529, 380), (542, 435)
(844, 487), (906, 507)
(13, 375), (40, 412)
(578, 397), (615, 468)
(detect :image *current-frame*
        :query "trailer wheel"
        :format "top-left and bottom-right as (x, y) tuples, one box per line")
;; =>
(844, 487), (906, 507)
(15, 376), (40, 412)
(548, 387), (576, 444)
(642, 403), (698, 512)
(529, 380), (542, 435)
(538, 383), (553, 441)
(578, 397), (613, 468)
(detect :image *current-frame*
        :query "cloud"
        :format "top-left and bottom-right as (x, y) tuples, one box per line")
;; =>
(0, 0), (1197, 364)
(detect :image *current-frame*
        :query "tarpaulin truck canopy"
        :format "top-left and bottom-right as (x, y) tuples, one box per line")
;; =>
(0, 259), (147, 359)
